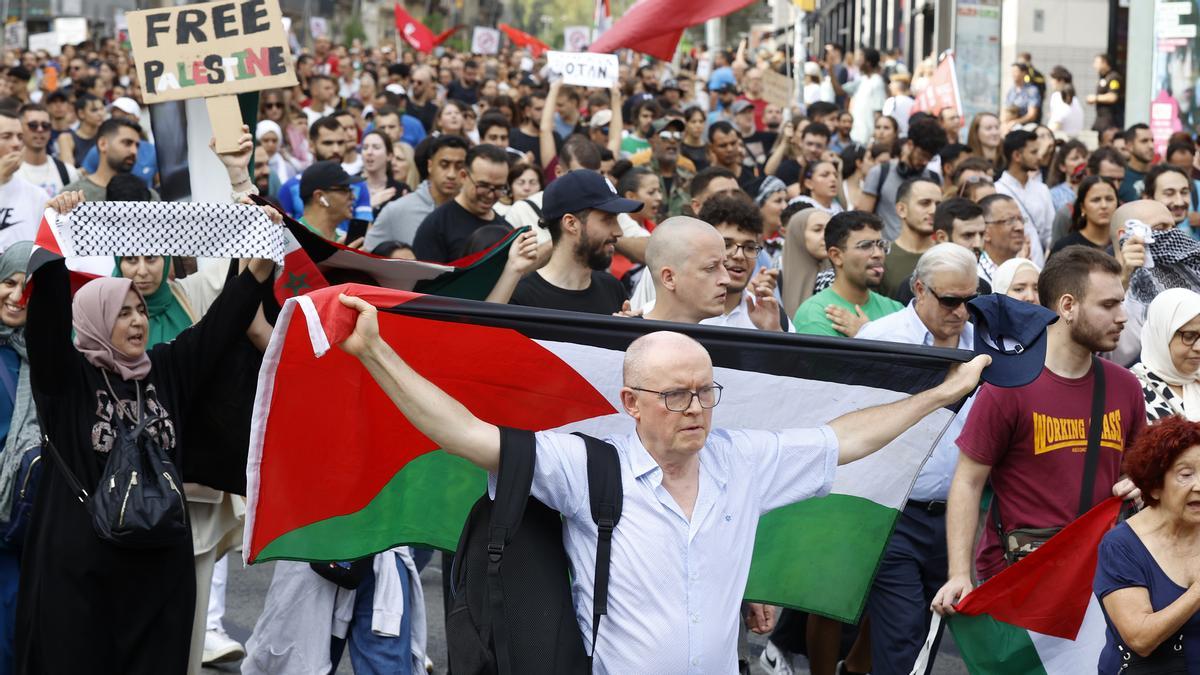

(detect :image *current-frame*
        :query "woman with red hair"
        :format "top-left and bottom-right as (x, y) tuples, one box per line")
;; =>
(1094, 416), (1200, 672)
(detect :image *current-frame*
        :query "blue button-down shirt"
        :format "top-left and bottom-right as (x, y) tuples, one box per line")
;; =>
(495, 426), (838, 674)
(856, 302), (975, 501)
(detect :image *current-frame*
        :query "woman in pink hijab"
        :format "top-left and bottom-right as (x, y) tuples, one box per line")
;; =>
(16, 191), (276, 675)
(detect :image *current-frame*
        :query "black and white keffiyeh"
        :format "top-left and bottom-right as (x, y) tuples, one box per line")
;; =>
(52, 202), (286, 263)
(1128, 228), (1200, 307)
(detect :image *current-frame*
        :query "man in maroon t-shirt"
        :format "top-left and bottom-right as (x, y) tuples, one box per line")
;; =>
(932, 246), (1146, 614)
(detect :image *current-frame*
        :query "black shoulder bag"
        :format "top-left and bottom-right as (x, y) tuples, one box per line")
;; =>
(40, 375), (190, 549)
(994, 356), (1106, 564)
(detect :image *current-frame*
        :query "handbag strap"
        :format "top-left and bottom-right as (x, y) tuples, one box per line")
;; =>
(1078, 355), (1107, 517)
(31, 404), (89, 506)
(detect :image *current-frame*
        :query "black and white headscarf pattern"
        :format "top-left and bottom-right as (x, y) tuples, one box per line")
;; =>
(53, 202), (286, 263)
(1128, 228), (1200, 307)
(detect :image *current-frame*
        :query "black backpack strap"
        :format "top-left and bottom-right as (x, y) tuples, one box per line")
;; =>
(31, 403), (88, 506)
(523, 198), (543, 219)
(872, 161), (891, 214)
(1079, 356), (1107, 517)
(573, 432), (623, 662)
(487, 427), (536, 675)
(52, 158), (69, 187)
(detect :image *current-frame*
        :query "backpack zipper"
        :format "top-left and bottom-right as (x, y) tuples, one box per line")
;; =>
(118, 471), (138, 528)
(163, 471), (182, 503)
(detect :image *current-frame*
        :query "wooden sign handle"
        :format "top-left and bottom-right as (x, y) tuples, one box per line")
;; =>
(206, 95), (245, 154)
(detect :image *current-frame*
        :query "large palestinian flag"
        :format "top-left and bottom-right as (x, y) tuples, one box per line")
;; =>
(245, 285), (971, 621)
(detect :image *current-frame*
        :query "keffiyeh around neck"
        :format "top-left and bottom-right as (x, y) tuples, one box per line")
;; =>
(1140, 288), (1200, 421)
(72, 277), (151, 381)
(1128, 228), (1200, 307)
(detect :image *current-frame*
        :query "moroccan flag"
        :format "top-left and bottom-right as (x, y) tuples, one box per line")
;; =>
(941, 497), (1122, 673)
(498, 23), (550, 57)
(394, 4), (436, 53)
(588, 0), (755, 61)
(245, 285), (969, 620)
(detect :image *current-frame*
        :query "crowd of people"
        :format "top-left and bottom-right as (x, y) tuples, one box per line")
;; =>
(0, 23), (1188, 675)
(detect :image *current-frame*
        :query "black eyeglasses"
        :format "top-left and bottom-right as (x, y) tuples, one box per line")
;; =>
(466, 173), (509, 197)
(25, 122), (50, 131)
(264, 102), (284, 110)
(927, 289), (978, 309)
(1177, 330), (1200, 347)
(725, 240), (762, 257)
(629, 383), (723, 412)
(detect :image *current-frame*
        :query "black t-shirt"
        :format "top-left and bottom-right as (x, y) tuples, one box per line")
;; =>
(407, 100), (439, 133)
(446, 80), (479, 105)
(510, 270), (627, 315)
(774, 158), (803, 187)
(510, 128), (563, 168)
(412, 200), (510, 263)
(1049, 231), (1113, 258)
(744, 131), (778, 168)
(681, 143), (709, 172)
(1093, 71), (1124, 131)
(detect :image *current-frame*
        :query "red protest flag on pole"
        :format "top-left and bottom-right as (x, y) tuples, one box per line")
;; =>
(394, 4), (436, 54)
(432, 24), (465, 47)
(911, 52), (963, 117)
(588, 0), (755, 61)
(498, 23), (550, 58)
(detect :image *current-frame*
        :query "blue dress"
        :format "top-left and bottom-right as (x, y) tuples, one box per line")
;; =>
(1094, 521), (1200, 673)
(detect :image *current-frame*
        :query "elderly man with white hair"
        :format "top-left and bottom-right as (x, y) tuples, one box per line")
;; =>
(335, 288), (989, 674)
(855, 242), (979, 675)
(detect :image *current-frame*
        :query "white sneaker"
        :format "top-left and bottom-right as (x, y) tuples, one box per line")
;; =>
(202, 628), (245, 665)
(758, 641), (795, 675)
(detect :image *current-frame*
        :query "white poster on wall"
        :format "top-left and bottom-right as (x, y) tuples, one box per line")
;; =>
(954, 0), (1001, 138)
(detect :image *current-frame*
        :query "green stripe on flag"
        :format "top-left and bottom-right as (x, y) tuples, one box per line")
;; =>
(256, 451), (485, 562)
(743, 494), (897, 623)
(949, 613), (1049, 675)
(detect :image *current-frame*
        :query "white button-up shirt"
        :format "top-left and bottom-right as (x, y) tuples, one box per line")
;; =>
(856, 303), (975, 501)
(499, 426), (838, 674)
(699, 291), (796, 332)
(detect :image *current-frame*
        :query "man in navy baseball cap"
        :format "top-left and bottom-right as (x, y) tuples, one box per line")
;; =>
(967, 294), (1059, 387)
(509, 170), (643, 315)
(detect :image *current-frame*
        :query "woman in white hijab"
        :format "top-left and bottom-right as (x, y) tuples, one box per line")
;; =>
(255, 120), (301, 187)
(990, 258), (1041, 305)
(1132, 288), (1200, 422)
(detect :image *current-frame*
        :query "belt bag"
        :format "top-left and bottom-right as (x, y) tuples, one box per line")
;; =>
(1118, 633), (1186, 674)
(995, 356), (1106, 565)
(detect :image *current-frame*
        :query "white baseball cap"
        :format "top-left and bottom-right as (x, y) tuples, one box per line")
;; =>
(111, 97), (142, 118)
(385, 83), (407, 96)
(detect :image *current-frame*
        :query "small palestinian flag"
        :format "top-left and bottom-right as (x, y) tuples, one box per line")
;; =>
(943, 497), (1121, 674)
(245, 284), (970, 621)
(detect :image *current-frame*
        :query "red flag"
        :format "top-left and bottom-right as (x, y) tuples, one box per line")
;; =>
(498, 23), (550, 58)
(393, 4), (436, 53)
(432, 24), (464, 47)
(954, 496), (1122, 639)
(911, 53), (962, 117)
(588, 0), (754, 61)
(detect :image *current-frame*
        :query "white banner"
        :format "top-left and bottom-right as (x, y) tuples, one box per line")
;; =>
(547, 50), (618, 88)
(471, 26), (500, 54)
(563, 26), (590, 52)
(52, 17), (86, 46)
(28, 31), (59, 56)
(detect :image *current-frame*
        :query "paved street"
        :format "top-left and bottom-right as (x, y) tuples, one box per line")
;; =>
(204, 554), (969, 675)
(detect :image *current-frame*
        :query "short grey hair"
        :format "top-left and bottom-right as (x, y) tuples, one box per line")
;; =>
(911, 243), (978, 294)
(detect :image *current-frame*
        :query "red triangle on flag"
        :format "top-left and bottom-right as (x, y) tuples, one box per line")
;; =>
(954, 496), (1123, 640)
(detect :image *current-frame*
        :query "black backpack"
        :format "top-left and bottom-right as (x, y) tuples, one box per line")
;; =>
(447, 427), (622, 675)
(41, 378), (190, 549)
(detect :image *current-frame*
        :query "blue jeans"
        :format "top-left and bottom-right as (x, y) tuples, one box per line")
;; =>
(330, 555), (414, 675)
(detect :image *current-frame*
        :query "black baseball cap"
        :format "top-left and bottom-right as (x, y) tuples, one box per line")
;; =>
(967, 295), (1059, 388)
(542, 170), (643, 221)
(300, 161), (365, 202)
(714, 82), (737, 95)
(651, 118), (685, 135)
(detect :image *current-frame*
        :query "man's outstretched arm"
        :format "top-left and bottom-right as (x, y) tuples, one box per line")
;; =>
(338, 294), (501, 472)
(827, 355), (989, 465)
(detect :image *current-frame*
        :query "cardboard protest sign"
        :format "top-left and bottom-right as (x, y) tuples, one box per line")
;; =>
(471, 26), (500, 55)
(4, 22), (27, 50)
(547, 51), (618, 89)
(126, 0), (296, 104)
(761, 68), (793, 109)
(126, 0), (297, 153)
(28, 32), (58, 56)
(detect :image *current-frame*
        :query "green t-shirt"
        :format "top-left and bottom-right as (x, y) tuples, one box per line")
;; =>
(793, 286), (905, 337)
(621, 135), (651, 155)
(879, 243), (924, 300)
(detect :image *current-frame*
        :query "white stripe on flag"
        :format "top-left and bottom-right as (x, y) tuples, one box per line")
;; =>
(1031, 594), (1106, 674)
